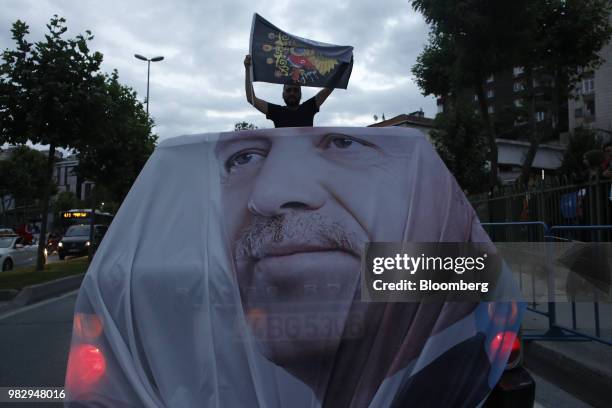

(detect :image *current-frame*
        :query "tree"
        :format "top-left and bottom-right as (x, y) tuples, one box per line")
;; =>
(0, 16), (106, 270)
(411, 0), (533, 188)
(0, 160), (11, 225)
(51, 191), (79, 214)
(0, 146), (56, 226)
(411, 32), (455, 100)
(517, 0), (612, 183)
(75, 70), (157, 205)
(411, 1), (612, 188)
(73, 71), (157, 260)
(234, 121), (258, 131)
(429, 101), (490, 194)
(558, 128), (604, 179)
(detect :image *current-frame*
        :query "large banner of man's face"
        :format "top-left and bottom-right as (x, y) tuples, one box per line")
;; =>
(64, 127), (523, 408)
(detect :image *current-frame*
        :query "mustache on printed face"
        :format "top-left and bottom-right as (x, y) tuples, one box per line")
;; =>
(233, 211), (361, 261)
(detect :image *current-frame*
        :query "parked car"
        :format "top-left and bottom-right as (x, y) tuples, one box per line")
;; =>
(65, 128), (534, 407)
(0, 234), (47, 271)
(58, 224), (108, 260)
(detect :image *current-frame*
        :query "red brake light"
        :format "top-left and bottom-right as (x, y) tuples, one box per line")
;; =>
(506, 335), (522, 369)
(489, 331), (516, 356)
(66, 344), (106, 389)
(489, 331), (522, 369)
(511, 336), (521, 353)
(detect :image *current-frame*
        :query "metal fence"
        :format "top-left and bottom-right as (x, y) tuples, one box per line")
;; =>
(473, 177), (612, 345)
(471, 176), (612, 231)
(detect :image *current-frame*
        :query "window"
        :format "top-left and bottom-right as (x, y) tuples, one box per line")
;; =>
(84, 183), (93, 199)
(487, 89), (494, 98)
(488, 105), (495, 114)
(583, 77), (595, 94)
(575, 108), (583, 118)
(486, 74), (495, 83)
(513, 82), (524, 92)
(514, 99), (523, 108)
(535, 111), (545, 122)
(585, 100), (595, 117)
(513, 66), (524, 77)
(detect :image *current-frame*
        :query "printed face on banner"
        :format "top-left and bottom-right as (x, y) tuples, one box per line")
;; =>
(215, 128), (416, 364)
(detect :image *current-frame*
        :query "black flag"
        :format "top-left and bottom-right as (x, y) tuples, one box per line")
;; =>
(249, 13), (353, 89)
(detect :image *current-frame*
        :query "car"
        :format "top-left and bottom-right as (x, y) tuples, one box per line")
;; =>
(0, 234), (47, 271)
(58, 224), (108, 260)
(0, 226), (15, 235)
(64, 127), (535, 406)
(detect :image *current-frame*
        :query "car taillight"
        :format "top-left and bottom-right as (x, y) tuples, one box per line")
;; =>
(66, 344), (107, 390)
(505, 334), (522, 370)
(489, 330), (522, 370)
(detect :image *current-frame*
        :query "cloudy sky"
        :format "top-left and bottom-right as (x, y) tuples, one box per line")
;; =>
(2, 0), (437, 143)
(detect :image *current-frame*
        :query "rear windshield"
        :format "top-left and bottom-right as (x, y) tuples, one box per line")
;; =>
(64, 226), (90, 237)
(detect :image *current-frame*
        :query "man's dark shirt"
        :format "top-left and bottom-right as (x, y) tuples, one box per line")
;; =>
(266, 97), (319, 128)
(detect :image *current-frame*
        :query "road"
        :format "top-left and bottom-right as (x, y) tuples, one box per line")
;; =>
(0, 293), (596, 407)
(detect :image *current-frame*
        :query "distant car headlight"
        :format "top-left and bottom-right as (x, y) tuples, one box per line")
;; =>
(58, 242), (63, 248)
(85, 241), (91, 247)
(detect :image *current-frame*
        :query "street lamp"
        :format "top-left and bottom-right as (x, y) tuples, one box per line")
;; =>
(134, 54), (164, 117)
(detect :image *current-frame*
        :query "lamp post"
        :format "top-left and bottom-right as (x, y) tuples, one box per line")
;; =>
(134, 54), (164, 117)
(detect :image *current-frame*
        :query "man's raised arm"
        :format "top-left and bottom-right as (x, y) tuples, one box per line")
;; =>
(244, 55), (268, 115)
(314, 88), (334, 109)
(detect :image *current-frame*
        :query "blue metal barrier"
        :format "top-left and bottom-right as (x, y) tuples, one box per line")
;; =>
(481, 222), (612, 346)
(544, 225), (612, 346)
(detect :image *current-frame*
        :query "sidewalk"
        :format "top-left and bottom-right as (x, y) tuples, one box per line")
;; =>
(0, 274), (84, 315)
(523, 308), (612, 408)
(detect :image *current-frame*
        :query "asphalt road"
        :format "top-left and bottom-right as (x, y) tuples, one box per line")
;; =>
(0, 292), (596, 407)
(0, 291), (76, 388)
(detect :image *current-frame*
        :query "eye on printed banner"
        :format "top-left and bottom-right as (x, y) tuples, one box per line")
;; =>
(249, 13), (354, 89)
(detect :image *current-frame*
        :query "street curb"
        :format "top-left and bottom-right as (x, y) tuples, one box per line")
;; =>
(524, 341), (612, 408)
(0, 273), (85, 314)
(0, 289), (18, 301)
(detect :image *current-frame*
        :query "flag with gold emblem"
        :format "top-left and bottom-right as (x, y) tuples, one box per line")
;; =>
(250, 13), (353, 89)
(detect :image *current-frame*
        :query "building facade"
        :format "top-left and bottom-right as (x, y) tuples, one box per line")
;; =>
(568, 38), (612, 135)
(434, 66), (568, 183)
(368, 110), (436, 139)
(53, 154), (94, 201)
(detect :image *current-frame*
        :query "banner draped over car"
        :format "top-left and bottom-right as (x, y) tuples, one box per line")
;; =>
(249, 13), (354, 89)
(64, 127), (524, 407)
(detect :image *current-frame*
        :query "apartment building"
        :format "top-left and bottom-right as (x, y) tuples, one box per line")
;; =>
(568, 38), (612, 136)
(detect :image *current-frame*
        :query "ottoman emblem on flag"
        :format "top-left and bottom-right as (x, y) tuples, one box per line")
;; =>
(250, 13), (353, 89)
(261, 34), (340, 83)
